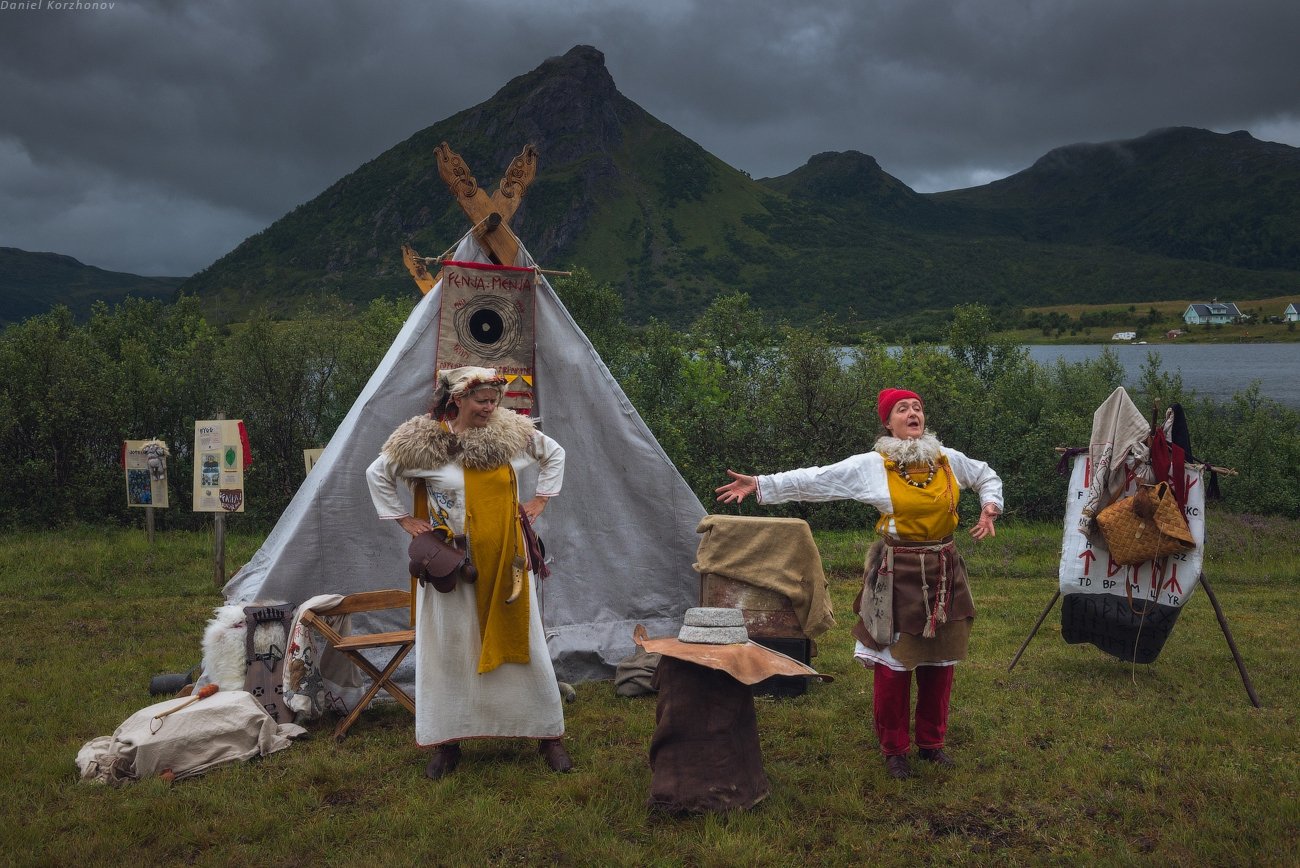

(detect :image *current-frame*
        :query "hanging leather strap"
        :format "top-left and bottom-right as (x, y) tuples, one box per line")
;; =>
(410, 479), (431, 625)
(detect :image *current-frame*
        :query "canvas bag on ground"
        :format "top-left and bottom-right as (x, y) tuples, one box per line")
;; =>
(76, 690), (305, 785)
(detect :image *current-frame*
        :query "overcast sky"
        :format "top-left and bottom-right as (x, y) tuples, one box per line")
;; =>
(2, 0), (1297, 277)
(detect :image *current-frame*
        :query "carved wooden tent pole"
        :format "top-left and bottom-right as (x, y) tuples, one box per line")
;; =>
(401, 142), (539, 293)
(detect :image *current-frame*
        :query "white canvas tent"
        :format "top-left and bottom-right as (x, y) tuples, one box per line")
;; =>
(223, 233), (707, 682)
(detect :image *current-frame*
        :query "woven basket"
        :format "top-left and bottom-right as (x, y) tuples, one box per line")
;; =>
(1096, 481), (1195, 566)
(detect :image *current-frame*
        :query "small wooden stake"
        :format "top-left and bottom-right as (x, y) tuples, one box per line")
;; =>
(213, 411), (226, 589)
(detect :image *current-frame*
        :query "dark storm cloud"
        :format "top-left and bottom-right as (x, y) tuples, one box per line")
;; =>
(0, 0), (1296, 276)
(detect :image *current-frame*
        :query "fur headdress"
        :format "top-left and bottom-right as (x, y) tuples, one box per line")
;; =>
(431, 366), (507, 418)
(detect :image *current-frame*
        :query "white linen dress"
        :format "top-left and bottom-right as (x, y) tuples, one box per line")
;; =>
(366, 429), (565, 746)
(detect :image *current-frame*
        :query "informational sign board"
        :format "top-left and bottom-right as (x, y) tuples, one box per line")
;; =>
(193, 420), (246, 513)
(303, 447), (325, 476)
(436, 260), (537, 415)
(1058, 456), (1206, 662)
(124, 439), (169, 508)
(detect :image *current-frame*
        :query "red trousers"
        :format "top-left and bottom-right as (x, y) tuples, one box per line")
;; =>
(872, 663), (954, 756)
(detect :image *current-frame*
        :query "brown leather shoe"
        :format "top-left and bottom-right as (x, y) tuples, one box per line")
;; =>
(424, 743), (461, 780)
(538, 738), (573, 773)
(918, 747), (955, 767)
(884, 754), (912, 780)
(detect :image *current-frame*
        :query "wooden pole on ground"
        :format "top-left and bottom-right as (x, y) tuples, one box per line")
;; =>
(146, 505), (155, 546)
(1007, 589), (1060, 672)
(213, 411), (226, 590)
(1198, 573), (1263, 708)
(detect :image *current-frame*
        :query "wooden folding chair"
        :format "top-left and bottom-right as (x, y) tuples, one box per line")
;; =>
(300, 589), (416, 741)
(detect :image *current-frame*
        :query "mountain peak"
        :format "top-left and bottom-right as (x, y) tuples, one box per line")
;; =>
(465, 44), (632, 166)
(543, 44), (607, 72)
(761, 149), (930, 218)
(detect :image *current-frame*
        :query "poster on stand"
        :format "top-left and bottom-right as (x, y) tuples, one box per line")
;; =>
(193, 420), (246, 513)
(124, 439), (170, 508)
(303, 447), (325, 476)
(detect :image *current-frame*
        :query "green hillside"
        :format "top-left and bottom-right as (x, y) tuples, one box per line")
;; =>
(0, 248), (182, 324)
(177, 47), (1299, 326)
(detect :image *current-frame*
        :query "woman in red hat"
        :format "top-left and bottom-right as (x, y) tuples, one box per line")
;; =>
(716, 388), (1002, 780)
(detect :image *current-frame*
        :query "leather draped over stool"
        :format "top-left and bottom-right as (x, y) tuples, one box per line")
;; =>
(648, 656), (770, 813)
(636, 612), (829, 814)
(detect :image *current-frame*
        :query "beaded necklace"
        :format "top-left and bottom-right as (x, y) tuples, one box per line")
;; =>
(894, 460), (937, 488)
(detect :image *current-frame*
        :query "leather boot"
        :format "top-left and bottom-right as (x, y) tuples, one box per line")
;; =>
(538, 738), (573, 773)
(918, 747), (955, 767)
(884, 754), (912, 780)
(424, 742), (461, 780)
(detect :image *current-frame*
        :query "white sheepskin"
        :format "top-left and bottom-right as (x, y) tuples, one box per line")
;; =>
(201, 604), (291, 692)
(201, 605), (249, 691)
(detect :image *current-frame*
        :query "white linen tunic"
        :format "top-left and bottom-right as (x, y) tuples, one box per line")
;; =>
(366, 431), (565, 746)
(756, 447), (1003, 671)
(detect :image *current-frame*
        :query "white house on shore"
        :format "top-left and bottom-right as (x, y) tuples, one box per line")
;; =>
(1183, 301), (1242, 325)
(1285, 302), (1299, 323)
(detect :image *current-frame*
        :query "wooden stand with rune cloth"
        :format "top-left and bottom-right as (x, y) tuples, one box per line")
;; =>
(1008, 394), (1261, 707)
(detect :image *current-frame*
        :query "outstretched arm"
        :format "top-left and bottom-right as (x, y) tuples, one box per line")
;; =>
(715, 469), (758, 504)
(969, 502), (1000, 540)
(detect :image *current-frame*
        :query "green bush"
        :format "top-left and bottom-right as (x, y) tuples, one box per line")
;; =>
(0, 291), (1295, 531)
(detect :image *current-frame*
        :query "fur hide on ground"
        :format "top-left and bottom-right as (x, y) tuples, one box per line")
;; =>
(201, 604), (289, 691)
(202, 605), (249, 690)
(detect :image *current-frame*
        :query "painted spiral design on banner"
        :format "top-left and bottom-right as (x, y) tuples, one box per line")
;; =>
(452, 294), (522, 362)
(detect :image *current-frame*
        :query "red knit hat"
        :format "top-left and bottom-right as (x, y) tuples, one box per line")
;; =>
(877, 388), (922, 425)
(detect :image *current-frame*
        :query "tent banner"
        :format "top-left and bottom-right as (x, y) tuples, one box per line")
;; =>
(436, 260), (536, 415)
(193, 420), (246, 513)
(123, 439), (169, 508)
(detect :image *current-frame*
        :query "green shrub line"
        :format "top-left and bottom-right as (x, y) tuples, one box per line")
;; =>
(1, 517), (1295, 864)
(3, 285), (1298, 534)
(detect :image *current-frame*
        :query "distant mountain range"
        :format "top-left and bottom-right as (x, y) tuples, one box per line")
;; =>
(6, 45), (1300, 328)
(0, 248), (181, 324)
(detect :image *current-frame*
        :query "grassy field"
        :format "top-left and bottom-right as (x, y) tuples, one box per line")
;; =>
(1, 515), (1296, 866)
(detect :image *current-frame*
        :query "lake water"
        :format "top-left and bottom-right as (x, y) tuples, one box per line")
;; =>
(1022, 344), (1300, 408)
(859, 344), (1300, 408)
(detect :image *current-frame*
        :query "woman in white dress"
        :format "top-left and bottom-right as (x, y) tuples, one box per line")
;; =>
(716, 388), (1003, 780)
(366, 366), (570, 780)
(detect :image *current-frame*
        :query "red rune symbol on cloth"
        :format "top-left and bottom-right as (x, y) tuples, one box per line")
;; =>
(1186, 475), (1199, 490)
(1078, 549), (1096, 575)
(1083, 457), (1092, 488)
(1165, 563), (1183, 595)
(1108, 556), (1123, 578)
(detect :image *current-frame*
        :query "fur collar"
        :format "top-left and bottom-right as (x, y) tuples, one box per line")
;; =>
(382, 409), (536, 473)
(874, 432), (944, 465)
